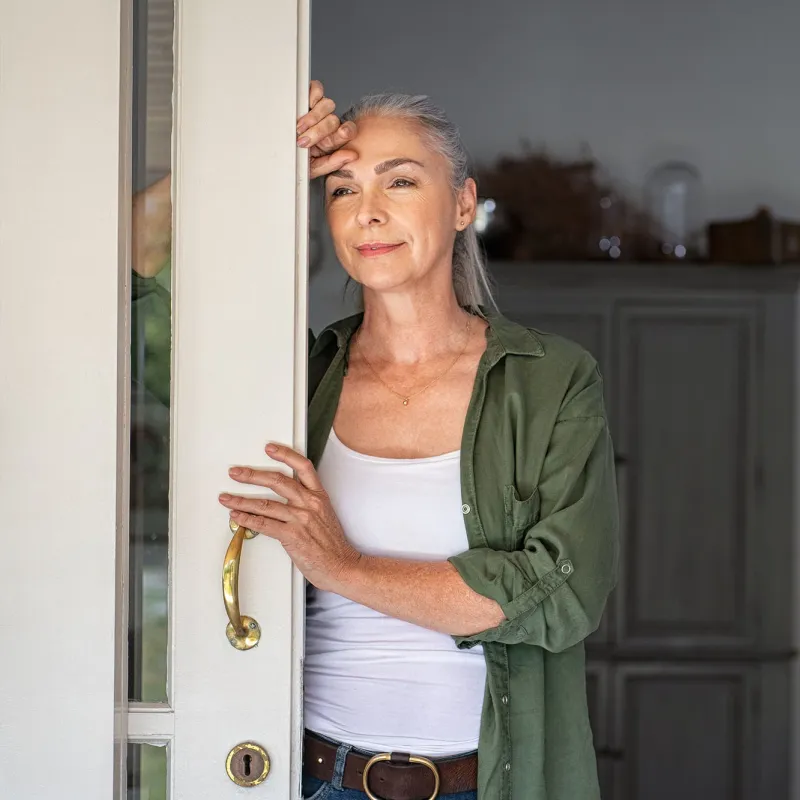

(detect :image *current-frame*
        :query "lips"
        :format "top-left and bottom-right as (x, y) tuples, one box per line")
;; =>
(355, 242), (404, 258)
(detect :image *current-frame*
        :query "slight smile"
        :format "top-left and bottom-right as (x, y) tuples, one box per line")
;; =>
(355, 242), (404, 258)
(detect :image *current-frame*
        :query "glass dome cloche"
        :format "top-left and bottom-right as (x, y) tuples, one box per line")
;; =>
(644, 160), (704, 260)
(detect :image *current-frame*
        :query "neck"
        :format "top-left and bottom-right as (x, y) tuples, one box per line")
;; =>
(356, 290), (474, 365)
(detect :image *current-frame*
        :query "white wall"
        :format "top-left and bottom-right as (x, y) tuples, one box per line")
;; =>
(309, 0), (800, 329)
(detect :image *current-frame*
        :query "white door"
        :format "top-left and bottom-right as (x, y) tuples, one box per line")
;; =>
(0, 1), (310, 798)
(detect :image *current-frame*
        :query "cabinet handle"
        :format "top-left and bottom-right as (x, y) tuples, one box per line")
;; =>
(222, 519), (261, 650)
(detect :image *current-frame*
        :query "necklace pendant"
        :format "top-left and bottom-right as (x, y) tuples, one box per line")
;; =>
(402, 398), (409, 406)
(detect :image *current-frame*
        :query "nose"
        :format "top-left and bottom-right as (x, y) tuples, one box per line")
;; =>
(355, 188), (387, 228)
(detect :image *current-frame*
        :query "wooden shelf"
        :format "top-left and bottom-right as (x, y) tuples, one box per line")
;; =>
(488, 259), (800, 292)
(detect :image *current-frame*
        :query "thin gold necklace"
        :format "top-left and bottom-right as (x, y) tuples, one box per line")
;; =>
(354, 315), (472, 406)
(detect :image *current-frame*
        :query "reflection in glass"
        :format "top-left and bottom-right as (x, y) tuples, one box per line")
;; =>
(129, 0), (174, 703)
(127, 743), (168, 800)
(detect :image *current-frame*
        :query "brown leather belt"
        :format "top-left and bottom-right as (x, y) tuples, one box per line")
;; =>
(303, 730), (478, 800)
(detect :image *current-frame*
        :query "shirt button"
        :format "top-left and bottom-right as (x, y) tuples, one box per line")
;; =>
(561, 563), (572, 574)
(461, 503), (471, 514)
(501, 695), (509, 705)
(505, 762), (512, 772)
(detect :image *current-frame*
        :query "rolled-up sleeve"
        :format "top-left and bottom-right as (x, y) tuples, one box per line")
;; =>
(449, 360), (620, 653)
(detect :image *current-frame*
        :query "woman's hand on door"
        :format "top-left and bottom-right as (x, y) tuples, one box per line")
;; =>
(219, 442), (361, 591)
(297, 79), (357, 179)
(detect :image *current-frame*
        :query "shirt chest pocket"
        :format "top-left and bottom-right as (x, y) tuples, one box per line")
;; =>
(503, 484), (541, 545)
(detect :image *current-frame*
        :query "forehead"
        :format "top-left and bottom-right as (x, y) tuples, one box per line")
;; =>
(347, 115), (443, 169)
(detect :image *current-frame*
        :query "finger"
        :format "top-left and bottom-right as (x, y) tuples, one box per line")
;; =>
(229, 510), (287, 542)
(299, 114), (342, 151)
(219, 493), (294, 522)
(310, 149), (357, 180)
(266, 443), (324, 492)
(309, 80), (325, 108)
(310, 121), (357, 156)
(228, 466), (306, 504)
(297, 96), (335, 138)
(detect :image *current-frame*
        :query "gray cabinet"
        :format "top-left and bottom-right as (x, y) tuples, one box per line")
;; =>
(615, 302), (760, 651)
(491, 262), (797, 800)
(614, 664), (756, 800)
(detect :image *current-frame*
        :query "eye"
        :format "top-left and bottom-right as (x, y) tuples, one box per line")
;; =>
(330, 187), (353, 198)
(391, 178), (415, 188)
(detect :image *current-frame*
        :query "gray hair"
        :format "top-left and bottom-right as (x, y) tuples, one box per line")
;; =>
(337, 93), (496, 315)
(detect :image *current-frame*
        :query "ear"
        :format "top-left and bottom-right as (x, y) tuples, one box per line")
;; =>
(455, 178), (478, 230)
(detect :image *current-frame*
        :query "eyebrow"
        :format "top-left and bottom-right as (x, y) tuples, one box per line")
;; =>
(327, 157), (425, 181)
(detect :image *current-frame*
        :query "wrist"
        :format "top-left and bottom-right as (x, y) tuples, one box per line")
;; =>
(328, 548), (366, 594)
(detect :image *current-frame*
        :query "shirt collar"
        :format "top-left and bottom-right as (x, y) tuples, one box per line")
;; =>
(484, 308), (545, 357)
(309, 312), (363, 358)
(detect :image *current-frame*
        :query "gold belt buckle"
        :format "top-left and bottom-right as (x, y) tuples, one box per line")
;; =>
(362, 752), (441, 800)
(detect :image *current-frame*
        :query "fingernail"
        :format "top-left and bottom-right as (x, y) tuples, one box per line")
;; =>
(297, 122), (308, 135)
(297, 136), (311, 148)
(266, 444), (278, 454)
(229, 467), (242, 476)
(219, 493), (231, 501)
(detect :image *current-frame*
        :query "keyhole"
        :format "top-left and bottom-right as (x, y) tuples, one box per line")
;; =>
(243, 754), (252, 777)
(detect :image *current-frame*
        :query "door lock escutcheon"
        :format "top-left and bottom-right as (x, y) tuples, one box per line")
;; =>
(226, 742), (270, 787)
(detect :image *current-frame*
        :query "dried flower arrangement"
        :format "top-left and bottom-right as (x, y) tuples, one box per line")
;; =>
(475, 144), (659, 262)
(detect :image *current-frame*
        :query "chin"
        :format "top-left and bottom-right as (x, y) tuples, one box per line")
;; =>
(346, 261), (418, 293)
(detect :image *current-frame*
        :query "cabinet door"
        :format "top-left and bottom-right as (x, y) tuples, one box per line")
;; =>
(613, 664), (756, 800)
(615, 302), (760, 651)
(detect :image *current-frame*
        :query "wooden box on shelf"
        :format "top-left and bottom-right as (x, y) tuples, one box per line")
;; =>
(707, 206), (800, 265)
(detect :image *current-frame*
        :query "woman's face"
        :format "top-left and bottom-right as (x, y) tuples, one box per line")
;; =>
(324, 115), (476, 298)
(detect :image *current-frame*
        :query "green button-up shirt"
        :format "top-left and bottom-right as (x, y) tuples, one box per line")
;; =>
(307, 309), (620, 800)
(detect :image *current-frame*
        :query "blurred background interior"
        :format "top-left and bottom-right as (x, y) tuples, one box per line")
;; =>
(129, 1), (800, 797)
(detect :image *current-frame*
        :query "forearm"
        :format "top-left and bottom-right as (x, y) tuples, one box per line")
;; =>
(329, 554), (506, 637)
(132, 173), (172, 278)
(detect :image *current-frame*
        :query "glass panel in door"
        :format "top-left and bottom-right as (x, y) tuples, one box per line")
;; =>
(129, 0), (174, 708)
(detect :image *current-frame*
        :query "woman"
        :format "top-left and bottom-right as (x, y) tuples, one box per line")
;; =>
(219, 92), (619, 800)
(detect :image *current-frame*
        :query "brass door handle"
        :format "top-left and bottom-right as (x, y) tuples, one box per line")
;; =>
(222, 519), (261, 650)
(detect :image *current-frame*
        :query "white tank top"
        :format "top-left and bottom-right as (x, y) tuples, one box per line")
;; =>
(304, 428), (486, 757)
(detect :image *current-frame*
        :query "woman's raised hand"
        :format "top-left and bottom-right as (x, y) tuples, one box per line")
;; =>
(298, 80), (357, 179)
